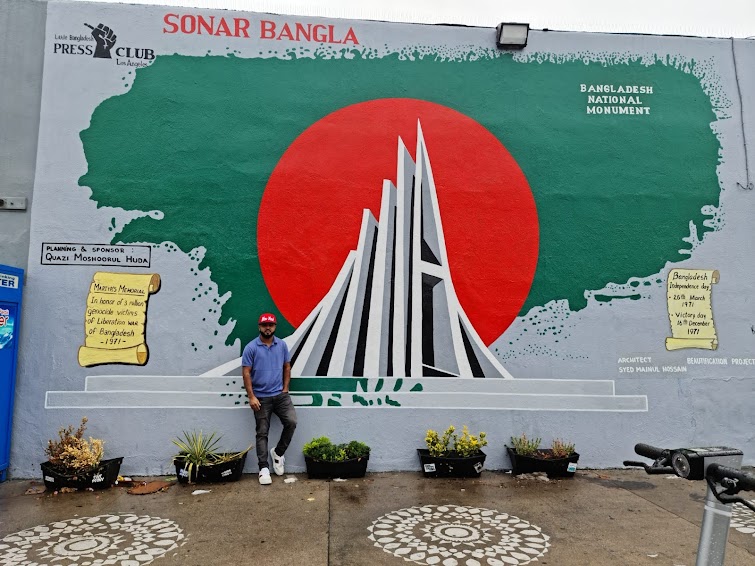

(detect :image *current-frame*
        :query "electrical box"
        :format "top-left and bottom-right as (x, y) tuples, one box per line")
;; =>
(0, 198), (27, 210)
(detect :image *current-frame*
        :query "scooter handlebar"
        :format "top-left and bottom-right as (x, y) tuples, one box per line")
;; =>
(634, 443), (668, 460)
(707, 464), (755, 492)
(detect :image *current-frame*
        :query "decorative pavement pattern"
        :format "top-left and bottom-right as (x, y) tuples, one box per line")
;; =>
(0, 514), (185, 566)
(368, 505), (550, 565)
(731, 500), (755, 537)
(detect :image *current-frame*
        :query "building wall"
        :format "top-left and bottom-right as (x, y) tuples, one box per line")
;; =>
(5, 0), (755, 477)
(0, 0), (46, 271)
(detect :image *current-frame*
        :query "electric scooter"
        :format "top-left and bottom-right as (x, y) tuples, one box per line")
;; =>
(625, 443), (755, 566)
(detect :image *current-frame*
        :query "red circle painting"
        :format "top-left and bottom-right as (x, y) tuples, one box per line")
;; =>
(258, 98), (538, 345)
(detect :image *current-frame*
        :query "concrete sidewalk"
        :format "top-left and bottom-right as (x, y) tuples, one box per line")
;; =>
(1, 469), (754, 565)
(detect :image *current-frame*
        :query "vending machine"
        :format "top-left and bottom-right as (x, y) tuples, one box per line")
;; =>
(0, 264), (24, 481)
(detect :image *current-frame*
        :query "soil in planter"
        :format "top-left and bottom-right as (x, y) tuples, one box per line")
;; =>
(41, 457), (124, 491)
(417, 449), (486, 478)
(174, 452), (247, 484)
(304, 456), (369, 479)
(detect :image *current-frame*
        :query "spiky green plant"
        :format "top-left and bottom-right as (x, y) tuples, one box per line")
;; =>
(172, 430), (251, 482)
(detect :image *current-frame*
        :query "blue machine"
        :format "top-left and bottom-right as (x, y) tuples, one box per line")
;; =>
(0, 264), (24, 481)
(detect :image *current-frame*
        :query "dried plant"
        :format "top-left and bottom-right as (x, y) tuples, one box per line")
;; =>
(45, 417), (104, 471)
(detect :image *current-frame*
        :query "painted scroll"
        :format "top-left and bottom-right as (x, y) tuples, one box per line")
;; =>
(665, 268), (719, 351)
(78, 272), (161, 366)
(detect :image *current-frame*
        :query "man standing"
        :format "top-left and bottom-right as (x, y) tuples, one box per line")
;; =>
(242, 313), (297, 485)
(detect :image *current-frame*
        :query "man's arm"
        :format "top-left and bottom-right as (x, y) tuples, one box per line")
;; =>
(242, 366), (261, 411)
(282, 362), (291, 393)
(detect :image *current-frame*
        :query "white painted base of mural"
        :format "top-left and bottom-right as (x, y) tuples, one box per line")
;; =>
(45, 376), (647, 412)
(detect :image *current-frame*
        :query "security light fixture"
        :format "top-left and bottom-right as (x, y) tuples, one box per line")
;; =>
(495, 23), (529, 49)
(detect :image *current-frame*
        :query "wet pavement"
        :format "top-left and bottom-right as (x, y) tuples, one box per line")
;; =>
(1, 469), (754, 565)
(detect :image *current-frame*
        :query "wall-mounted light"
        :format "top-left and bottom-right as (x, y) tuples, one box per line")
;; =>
(495, 23), (529, 49)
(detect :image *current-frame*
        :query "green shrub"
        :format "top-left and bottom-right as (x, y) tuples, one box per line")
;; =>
(344, 440), (370, 459)
(303, 436), (370, 462)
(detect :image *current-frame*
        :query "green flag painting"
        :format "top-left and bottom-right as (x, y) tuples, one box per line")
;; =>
(16, 1), (755, 478)
(78, 50), (720, 349)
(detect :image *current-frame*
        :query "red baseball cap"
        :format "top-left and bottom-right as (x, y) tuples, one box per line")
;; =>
(258, 313), (277, 324)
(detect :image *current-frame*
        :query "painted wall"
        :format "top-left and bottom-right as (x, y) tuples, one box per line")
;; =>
(6, 0), (755, 477)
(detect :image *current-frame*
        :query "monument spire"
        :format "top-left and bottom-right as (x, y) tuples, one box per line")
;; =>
(285, 121), (513, 378)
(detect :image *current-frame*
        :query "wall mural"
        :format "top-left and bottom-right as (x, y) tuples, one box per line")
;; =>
(665, 268), (719, 351)
(11, 1), (755, 474)
(78, 272), (160, 367)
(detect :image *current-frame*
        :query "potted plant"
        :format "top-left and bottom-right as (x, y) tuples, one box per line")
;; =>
(417, 425), (487, 478)
(172, 430), (251, 484)
(41, 417), (123, 491)
(506, 434), (580, 478)
(302, 436), (370, 479)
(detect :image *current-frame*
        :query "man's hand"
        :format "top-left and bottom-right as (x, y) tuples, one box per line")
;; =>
(85, 23), (116, 58)
(249, 395), (261, 412)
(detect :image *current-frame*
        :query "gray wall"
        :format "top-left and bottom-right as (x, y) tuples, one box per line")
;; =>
(3, 0), (755, 478)
(0, 0), (46, 271)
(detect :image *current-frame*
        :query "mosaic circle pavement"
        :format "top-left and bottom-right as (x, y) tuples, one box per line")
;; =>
(731, 500), (755, 536)
(0, 513), (185, 565)
(368, 505), (550, 565)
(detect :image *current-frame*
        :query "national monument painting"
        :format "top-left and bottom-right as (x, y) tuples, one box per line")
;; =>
(8, 0), (754, 475)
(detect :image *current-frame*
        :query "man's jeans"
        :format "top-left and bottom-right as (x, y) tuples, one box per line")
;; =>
(254, 392), (297, 471)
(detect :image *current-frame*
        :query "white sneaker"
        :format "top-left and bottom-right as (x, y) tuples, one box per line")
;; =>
(271, 448), (285, 476)
(258, 467), (272, 485)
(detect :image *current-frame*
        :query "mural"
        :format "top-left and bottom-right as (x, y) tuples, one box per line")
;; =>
(78, 272), (160, 367)
(665, 268), (719, 351)
(279, 120), (515, 380)
(9, 1), (755, 474)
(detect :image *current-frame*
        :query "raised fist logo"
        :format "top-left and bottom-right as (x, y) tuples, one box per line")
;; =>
(85, 23), (116, 59)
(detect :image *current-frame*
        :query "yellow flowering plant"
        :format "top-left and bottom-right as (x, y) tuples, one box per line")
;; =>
(425, 425), (487, 457)
(455, 426), (488, 458)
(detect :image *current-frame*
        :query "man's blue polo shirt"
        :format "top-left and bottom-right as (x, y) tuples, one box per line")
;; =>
(241, 336), (291, 398)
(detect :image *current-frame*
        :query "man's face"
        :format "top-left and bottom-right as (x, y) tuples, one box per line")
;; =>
(258, 322), (276, 338)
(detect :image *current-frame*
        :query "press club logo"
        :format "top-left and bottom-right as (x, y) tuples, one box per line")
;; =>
(86, 23), (116, 59)
(53, 23), (155, 67)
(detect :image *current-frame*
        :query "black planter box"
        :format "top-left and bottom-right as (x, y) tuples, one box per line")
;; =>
(304, 455), (369, 479)
(417, 449), (486, 478)
(41, 457), (123, 490)
(506, 447), (580, 478)
(174, 452), (247, 484)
